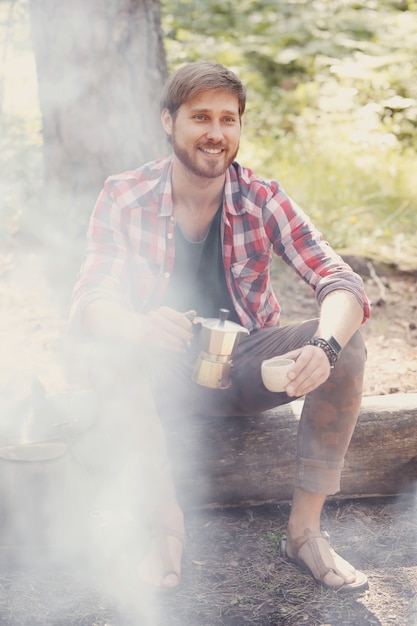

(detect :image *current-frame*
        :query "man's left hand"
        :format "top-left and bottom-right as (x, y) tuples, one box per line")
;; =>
(281, 345), (332, 397)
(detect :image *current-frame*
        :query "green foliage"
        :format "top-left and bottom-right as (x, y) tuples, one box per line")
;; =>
(1, 1), (416, 267)
(0, 0), (43, 242)
(266, 529), (284, 551)
(0, 113), (42, 240)
(162, 0), (417, 268)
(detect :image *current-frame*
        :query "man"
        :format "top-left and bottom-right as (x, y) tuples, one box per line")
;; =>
(70, 62), (370, 592)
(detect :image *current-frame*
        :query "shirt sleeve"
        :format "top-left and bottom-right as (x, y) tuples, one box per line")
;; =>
(68, 181), (133, 337)
(264, 187), (371, 322)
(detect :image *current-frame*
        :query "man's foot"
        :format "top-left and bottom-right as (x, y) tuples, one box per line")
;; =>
(138, 528), (185, 591)
(138, 505), (185, 592)
(283, 528), (368, 591)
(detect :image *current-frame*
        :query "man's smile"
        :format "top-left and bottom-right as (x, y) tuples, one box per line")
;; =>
(199, 146), (224, 155)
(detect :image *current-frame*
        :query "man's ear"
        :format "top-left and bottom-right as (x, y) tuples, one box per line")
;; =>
(161, 108), (173, 135)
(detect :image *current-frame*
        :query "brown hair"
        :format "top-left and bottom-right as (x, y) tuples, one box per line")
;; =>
(160, 61), (246, 119)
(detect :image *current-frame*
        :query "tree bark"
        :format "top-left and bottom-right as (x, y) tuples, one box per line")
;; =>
(29, 0), (168, 295)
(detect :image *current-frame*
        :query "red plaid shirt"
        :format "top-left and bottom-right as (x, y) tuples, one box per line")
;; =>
(70, 156), (370, 332)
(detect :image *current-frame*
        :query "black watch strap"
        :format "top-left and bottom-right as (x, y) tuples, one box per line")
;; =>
(304, 336), (342, 369)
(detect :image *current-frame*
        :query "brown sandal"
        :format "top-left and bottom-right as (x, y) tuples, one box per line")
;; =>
(281, 528), (368, 592)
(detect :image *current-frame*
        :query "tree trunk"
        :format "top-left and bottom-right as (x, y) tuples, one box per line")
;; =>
(29, 0), (168, 298)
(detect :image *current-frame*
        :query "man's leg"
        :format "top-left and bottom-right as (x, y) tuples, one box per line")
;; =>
(285, 489), (361, 587)
(153, 320), (367, 587)
(87, 342), (185, 590)
(286, 329), (367, 587)
(218, 323), (367, 587)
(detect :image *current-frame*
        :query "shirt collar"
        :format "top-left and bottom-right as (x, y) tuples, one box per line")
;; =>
(153, 156), (256, 218)
(223, 161), (258, 217)
(154, 155), (175, 217)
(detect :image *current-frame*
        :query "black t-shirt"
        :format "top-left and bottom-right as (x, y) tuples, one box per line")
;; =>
(162, 206), (240, 322)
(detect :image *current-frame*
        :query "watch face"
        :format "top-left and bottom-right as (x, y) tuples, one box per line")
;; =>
(327, 336), (342, 354)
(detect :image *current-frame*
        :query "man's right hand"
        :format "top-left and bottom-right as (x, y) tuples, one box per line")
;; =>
(147, 307), (196, 352)
(82, 300), (196, 352)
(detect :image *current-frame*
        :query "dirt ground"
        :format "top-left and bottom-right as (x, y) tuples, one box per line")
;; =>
(0, 250), (416, 626)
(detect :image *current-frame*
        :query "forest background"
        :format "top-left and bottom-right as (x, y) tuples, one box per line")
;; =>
(164, 0), (417, 271)
(1, 0), (416, 281)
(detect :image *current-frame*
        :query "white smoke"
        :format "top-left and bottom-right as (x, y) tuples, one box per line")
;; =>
(0, 3), (170, 624)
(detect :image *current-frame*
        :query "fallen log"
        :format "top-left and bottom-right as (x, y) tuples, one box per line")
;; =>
(2, 390), (415, 563)
(1, 391), (416, 510)
(166, 393), (417, 508)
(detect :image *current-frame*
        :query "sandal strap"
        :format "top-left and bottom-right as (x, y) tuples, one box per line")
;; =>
(287, 528), (325, 555)
(287, 528), (335, 581)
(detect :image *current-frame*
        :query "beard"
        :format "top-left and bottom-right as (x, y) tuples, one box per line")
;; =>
(171, 131), (239, 179)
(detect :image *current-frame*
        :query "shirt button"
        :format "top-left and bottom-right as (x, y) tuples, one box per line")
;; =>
(167, 233), (173, 239)
(164, 272), (170, 279)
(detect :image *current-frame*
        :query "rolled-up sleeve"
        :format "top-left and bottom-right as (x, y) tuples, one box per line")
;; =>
(265, 191), (371, 322)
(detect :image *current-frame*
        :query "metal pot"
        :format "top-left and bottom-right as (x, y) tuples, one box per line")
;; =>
(192, 308), (249, 389)
(193, 308), (249, 356)
(0, 387), (97, 462)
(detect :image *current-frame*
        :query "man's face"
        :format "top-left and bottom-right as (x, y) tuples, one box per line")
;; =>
(161, 89), (241, 179)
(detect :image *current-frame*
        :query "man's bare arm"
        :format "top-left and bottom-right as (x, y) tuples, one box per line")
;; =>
(315, 289), (364, 347)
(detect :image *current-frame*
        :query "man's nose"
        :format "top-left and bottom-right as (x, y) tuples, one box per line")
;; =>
(206, 120), (223, 141)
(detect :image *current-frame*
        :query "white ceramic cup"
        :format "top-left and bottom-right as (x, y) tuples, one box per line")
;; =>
(261, 357), (295, 392)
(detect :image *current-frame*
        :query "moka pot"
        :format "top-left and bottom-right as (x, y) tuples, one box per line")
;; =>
(192, 308), (249, 389)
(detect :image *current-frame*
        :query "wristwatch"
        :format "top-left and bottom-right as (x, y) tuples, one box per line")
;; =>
(304, 336), (342, 369)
